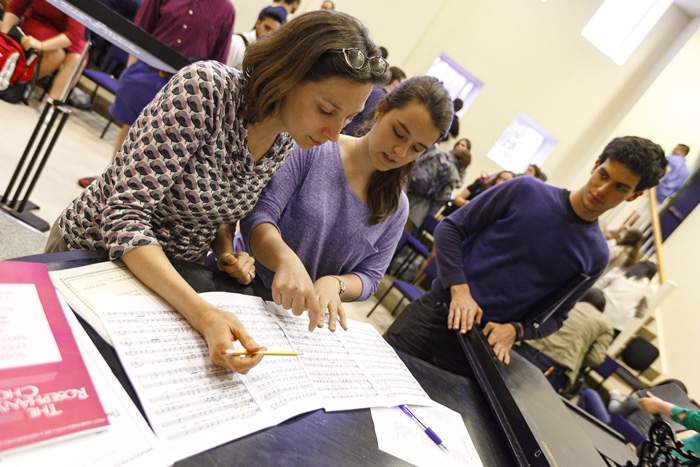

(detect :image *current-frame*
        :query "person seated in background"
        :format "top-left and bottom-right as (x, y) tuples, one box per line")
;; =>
(320, 0), (334, 9)
(637, 390), (700, 461)
(404, 144), (471, 233)
(515, 288), (614, 394)
(578, 380), (697, 458)
(384, 136), (668, 371)
(268, 0), (300, 23)
(341, 65), (406, 136)
(453, 137), (471, 151)
(227, 7), (283, 70)
(450, 170), (515, 208)
(525, 163), (547, 182)
(593, 260), (657, 333)
(603, 227), (643, 274)
(1, 0), (87, 104)
(213, 77), (453, 332)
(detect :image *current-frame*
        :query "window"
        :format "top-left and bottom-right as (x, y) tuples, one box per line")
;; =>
(425, 53), (483, 118)
(582, 0), (673, 66)
(486, 113), (557, 173)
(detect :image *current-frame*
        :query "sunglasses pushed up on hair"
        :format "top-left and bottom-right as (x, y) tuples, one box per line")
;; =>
(328, 48), (389, 74)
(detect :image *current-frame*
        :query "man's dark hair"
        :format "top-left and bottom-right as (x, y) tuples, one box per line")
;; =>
(389, 66), (406, 83)
(453, 98), (463, 112)
(379, 46), (388, 59)
(258, 6), (283, 23)
(677, 144), (690, 155)
(597, 136), (668, 191)
(580, 288), (606, 312)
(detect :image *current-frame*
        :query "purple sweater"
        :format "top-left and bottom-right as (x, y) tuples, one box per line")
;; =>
(235, 143), (408, 301)
(433, 176), (609, 340)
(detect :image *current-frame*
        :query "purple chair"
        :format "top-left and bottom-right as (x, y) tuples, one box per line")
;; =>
(81, 45), (127, 138)
(390, 231), (431, 281)
(367, 258), (438, 317)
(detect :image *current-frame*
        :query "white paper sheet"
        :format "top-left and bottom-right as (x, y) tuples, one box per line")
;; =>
(0, 295), (171, 467)
(92, 292), (435, 461)
(49, 261), (159, 345)
(0, 283), (62, 369)
(371, 404), (484, 467)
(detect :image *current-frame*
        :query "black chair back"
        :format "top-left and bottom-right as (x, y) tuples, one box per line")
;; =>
(621, 337), (659, 372)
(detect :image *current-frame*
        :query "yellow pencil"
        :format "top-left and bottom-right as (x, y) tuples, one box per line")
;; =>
(220, 349), (301, 356)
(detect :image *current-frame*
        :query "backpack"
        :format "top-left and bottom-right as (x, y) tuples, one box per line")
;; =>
(409, 147), (458, 200)
(0, 28), (40, 104)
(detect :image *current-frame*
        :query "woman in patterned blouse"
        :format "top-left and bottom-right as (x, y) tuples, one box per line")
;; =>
(45, 11), (389, 374)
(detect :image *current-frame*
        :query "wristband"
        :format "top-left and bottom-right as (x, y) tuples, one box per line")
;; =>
(331, 276), (345, 296)
(510, 322), (523, 342)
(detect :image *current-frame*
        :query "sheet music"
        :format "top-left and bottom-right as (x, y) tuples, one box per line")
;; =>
(49, 260), (159, 345)
(92, 292), (434, 461)
(92, 295), (270, 461)
(0, 295), (171, 467)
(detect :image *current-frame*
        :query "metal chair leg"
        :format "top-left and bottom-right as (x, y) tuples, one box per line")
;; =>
(390, 297), (405, 316)
(100, 116), (114, 139)
(395, 251), (419, 281)
(366, 284), (395, 318)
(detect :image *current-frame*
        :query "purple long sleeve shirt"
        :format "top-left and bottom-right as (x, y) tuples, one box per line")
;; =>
(135, 0), (235, 62)
(656, 154), (690, 203)
(236, 143), (408, 300)
(433, 176), (609, 340)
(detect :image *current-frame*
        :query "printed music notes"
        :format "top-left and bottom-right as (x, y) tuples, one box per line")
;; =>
(92, 292), (434, 461)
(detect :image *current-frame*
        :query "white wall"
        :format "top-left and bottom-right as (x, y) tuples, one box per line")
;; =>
(235, 1), (691, 186)
(657, 204), (700, 395)
(233, 0), (700, 394)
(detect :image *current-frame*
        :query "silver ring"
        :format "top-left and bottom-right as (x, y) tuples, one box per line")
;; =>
(248, 271), (255, 281)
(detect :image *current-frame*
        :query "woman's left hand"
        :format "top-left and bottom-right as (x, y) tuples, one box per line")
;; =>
(314, 276), (348, 332)
(217, 252), (256, 285)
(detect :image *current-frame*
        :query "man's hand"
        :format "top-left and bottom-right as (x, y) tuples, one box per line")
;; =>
(447, 283), (482, 333)
(482, 322), (517, 364)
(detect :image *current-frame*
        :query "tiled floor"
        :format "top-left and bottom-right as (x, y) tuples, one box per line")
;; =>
(0, 82), (408, 333)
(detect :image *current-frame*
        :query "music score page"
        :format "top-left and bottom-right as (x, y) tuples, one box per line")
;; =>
(92, 292), (433, 461)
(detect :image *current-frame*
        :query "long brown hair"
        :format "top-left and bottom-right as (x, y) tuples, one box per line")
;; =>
(365, 76), (453, 225)
(242, 11), (389, 124)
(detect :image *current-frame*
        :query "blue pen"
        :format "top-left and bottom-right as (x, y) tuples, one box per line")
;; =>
(398, 405), (448, 452)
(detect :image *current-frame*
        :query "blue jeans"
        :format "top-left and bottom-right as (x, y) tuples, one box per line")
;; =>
(515, 344), (570, 393)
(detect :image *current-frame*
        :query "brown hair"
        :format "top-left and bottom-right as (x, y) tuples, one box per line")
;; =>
(365, 76), (453, 225)
(618, 229), (643, 267)
(452, 148), (471, 176)
(241, 11), (389, 124)
(483, 170), (515, 189)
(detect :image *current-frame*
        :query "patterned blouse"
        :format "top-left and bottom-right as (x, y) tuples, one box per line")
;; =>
(59, 61), (293, 262)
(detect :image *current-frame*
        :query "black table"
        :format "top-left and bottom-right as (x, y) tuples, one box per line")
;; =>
(14, 251), (638, 466)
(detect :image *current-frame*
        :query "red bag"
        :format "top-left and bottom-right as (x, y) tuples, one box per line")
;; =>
(0, 29), (39, 103)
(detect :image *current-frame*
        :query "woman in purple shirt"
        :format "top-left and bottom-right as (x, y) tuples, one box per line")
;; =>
(46, 11), (389, 374)
(227, 77), (454, 333)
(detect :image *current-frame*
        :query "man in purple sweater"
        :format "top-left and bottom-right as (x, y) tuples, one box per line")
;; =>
(384, 136), (668, 375)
